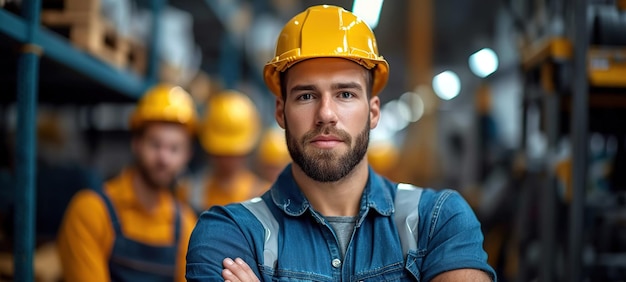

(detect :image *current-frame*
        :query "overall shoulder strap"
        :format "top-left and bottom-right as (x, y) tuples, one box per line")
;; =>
(92, 186), (123, 236)
(394, 183), (423, 256)
(173, 200), (181, 243)
(241, 197), (279, 269)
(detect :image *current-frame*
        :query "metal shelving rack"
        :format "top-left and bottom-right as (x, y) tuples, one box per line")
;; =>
(0, 0), (167, 279)
(517, 0), (626, 280)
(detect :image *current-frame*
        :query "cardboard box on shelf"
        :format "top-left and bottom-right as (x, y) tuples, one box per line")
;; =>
(40, 0), (131, 68)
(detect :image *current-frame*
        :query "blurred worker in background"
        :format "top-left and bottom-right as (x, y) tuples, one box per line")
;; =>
(57, 84), (198, 282)
(187, 5), (495, 281)
(256, 126), (291, 183)
(367, 140), (400, 181)
(178, 90), (268, 213)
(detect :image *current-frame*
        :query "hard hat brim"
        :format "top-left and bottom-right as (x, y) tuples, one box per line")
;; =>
(264, 56), (389, 98)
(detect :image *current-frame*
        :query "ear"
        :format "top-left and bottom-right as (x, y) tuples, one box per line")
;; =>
(369, 96), (381, 129)
(184, 136), (193, 163)
(275, 97), (286, 129)
(131, 135), (140, 156)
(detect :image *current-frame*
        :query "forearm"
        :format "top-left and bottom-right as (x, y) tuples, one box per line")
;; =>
(431, 269), (492, 282)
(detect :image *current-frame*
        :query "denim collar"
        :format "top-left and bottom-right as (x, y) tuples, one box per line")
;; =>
(269, 164), (395, 217)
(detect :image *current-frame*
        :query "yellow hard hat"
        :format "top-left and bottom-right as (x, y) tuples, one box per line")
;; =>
(200, 90), (261, 156)
(258, 127), (291, 166)
(263, 5), (389, 97)
(129, 83), (198, 134)
(368, 141), (399, 175)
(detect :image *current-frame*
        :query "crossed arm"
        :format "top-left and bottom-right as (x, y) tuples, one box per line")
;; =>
(221, 257), (491, 282)
(193, 193), (493, 282)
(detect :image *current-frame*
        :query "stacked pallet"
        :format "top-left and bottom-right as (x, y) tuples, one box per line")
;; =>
(40, 0), (145, 70)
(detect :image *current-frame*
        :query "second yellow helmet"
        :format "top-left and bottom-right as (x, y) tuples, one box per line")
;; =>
(199, 91), (261, 156)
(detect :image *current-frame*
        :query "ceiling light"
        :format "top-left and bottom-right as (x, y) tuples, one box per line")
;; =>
(469, 48), (499, 78)
(432, 71), (461, 100)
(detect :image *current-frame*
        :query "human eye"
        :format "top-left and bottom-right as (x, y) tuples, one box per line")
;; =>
(339, 91), (354, 99)
(149, 139), (161, 150)
(297, 93), (314, 101)
(169, 144), (181, 154)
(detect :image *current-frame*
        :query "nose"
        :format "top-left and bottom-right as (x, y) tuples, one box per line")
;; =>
(155, 145), (173, 166)
(315, 94), (338, 126)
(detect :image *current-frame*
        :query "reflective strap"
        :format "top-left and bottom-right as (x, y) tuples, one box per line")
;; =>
(241, 197), (279, 269)
(242, 184), (422, 269)
(189, 173), (207, 212)
(394, 183), (423, 255)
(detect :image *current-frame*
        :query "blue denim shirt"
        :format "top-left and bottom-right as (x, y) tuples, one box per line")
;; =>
(187, 165), (496, 281)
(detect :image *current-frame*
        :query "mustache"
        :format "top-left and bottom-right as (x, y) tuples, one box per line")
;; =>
(301, 125), (352, 146)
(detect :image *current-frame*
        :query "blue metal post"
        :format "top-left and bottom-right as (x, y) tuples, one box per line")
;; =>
(146, 0), (167, 88)
(14, 0), (42, 280)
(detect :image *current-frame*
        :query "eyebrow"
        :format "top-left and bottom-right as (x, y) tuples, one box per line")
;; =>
(288, 82), (364, 94)
(289, 84), (318, 93)
(331, 82), (363, 91)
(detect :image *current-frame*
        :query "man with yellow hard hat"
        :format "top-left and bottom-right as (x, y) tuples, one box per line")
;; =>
(179, 90), (268, 212)
(57, 84), (198, 282)
(187, 5), (495, 282)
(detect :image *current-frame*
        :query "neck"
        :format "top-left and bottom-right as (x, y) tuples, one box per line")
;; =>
(131, 169), (163, 213)
(292, 159), (369, 217)
(214, 166), (244, 179)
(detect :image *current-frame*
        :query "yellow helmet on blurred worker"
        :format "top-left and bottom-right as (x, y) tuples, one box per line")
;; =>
(129, 83), (198, 134)
(368, 140), (399, 176)
(199, 91), (261, 156)
(263, 5), (389, 97)
(258, 127), (291, 167)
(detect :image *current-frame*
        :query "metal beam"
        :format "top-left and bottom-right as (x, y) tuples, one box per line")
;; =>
(395, 0), (439, 186)
(14, 0), (42, 280)
(146, 0), (167, 87)
(0, 8), (27, 42)
(568, 0), (589, 280)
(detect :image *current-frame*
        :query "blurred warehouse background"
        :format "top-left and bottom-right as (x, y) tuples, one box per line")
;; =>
(1, 0), (626, 281)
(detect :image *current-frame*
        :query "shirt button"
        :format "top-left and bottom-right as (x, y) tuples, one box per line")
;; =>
(331, 258), (342, 268)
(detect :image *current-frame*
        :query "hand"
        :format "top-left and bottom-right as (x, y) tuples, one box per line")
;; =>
(222, 257), (260, 282)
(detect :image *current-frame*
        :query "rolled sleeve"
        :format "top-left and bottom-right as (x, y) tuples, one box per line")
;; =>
(420, 190), (496, 282)
(185, 205), (263, 281)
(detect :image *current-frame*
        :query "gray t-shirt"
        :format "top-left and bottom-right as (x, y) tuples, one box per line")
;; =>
(326, 216), (358, 258)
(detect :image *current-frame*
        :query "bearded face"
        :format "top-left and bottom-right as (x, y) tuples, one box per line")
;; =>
(285, 120), (370, 182)
(133, 122), (191, 189)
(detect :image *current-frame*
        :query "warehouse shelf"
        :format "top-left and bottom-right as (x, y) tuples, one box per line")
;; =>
(521, 37), (573, 70)
(588, 46), (626, 88)
(515, 2), (626, 281)
(1, 0), (167, 280)
(0, 8), (148, 101)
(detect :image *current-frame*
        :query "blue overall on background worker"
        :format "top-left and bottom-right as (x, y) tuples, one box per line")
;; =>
(57, 84), (198, 282)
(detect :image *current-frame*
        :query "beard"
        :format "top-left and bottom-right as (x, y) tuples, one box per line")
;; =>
(135, 159), (176, 190)
(286, 119), (370, 182)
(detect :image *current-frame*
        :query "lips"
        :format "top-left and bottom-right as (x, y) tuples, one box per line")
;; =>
(310, 135), (343, 149)
(311, 135), (342, 142)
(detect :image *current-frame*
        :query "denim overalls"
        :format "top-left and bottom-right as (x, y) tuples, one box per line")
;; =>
(96, 189), (181, 282)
